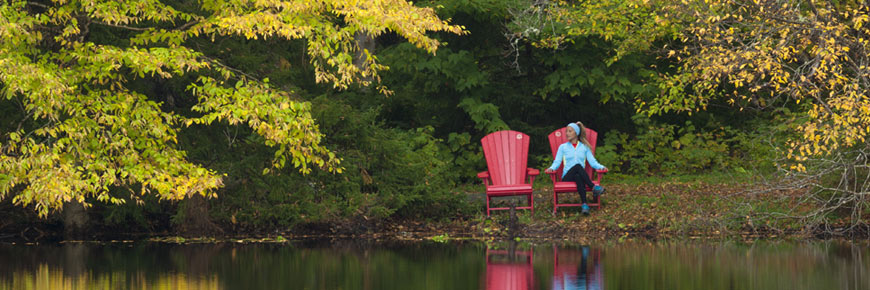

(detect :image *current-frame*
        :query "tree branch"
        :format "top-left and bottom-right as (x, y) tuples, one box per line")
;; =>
(94, 21), (149, 31)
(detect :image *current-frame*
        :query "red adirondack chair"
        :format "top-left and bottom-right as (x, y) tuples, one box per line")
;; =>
(477, 130), (539, 216)
(547, 127), (607, 213)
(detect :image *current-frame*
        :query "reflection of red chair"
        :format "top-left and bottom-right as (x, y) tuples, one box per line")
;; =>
(552, 247), (603, 290)
(486, 249), (535, 290)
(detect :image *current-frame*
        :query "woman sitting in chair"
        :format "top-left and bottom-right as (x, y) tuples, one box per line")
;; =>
(544, 122), (607, 215)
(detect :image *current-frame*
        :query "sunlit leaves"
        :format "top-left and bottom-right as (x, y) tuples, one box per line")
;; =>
(1, 0), (457, 216)
(188, 76), (341, 174)
(644, 0), (870, 168)
(135, 0), (466, 92)
(81, 0), (192, 25)
(0, 89), (223, 217)
(551, 0), (870, 169)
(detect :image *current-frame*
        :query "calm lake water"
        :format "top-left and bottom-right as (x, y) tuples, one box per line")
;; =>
(0, 239), (867, 290)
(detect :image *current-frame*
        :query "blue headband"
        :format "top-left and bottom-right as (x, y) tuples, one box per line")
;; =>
(567, 123), (581, 136)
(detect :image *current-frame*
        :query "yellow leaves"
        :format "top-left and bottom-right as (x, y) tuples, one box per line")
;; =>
(190, 77), (341, 175)
(790, 89), (870, 162)
(639, 0), (870, 170)
(789, 163), (806, 172)
(192, 0), (463, 92)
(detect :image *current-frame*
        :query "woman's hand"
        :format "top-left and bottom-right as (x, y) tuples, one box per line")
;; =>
(544, 169), (555, 174)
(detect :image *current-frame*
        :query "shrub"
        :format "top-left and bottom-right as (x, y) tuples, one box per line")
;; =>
(596, 116), (762, 176)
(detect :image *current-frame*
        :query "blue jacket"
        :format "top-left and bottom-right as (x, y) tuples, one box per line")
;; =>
(547, 142), (605, 178)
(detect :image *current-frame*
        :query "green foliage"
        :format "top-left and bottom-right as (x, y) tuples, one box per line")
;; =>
(308, 96), (469, 219)
(96, 190), (174, 231)
(446, 132), (485, 184)
(0, 0), (462, 217)
(457, 98), (509, 133)
(597, 116), (760, 176)
(0, 0), (804, 233)
(378, 43), (504, 132)
(535, 39), (660, 104)
(430, 233), (450, 243)
(427, 0), (516, 21)
(198, 95), (472, 230)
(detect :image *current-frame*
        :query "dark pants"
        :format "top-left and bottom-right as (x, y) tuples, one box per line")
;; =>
(562, 164), (595, 204)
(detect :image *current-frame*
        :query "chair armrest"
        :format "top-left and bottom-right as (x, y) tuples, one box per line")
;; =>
(545, 170), (559, 183)
(477, 171), (491, 186)
(594, 168), (607, 183)
(526, 168), (539, 184)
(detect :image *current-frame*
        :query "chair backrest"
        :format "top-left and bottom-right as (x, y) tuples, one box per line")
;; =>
(481, 130), (530, 186)
(547, 127), (598, 182)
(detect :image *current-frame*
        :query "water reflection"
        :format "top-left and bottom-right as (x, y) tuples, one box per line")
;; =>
(485, 247), (535, 290)
(6, 264), (220, 290)
(0, 241), (487, 290)
(603, 241), (870, 290)
(552, 246), (602, 290)
(0, 243), (222, 290)
(0, 240), (867, 290)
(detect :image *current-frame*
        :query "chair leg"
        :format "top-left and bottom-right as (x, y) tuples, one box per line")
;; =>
(552, 192), (558, 215)
(486, 195), (491, 217)
(529, 193), (534, 215)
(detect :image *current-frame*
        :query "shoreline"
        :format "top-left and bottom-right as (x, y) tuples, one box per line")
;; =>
(2, 180), (869, 243)
(1, 217), (863, 245)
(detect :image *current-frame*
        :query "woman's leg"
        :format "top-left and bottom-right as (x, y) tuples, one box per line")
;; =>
(562, 164), (594, 204)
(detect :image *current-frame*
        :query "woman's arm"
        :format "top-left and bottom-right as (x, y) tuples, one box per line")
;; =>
(585, 145), (606, 170)
(547, 145), (565, 171)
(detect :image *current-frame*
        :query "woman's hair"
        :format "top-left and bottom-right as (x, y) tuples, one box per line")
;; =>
(576, 121), (592, 148)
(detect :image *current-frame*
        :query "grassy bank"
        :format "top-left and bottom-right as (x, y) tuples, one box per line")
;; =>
(263, 171), (864, 242)
(254, 174), (867, 240)
(2, 173), (866, 243)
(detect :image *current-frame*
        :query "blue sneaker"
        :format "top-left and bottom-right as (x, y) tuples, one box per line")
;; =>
(593, 185), (605, 197)
(581, 204), (590, 215)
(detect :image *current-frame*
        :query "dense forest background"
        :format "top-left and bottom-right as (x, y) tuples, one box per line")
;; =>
(2, 0), (868, 238)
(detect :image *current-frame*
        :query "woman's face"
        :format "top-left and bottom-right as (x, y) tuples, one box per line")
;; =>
(565, 126), (577, 140)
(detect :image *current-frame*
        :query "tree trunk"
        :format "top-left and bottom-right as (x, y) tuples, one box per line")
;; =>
(353, 31), (376, 85)
(176, 194), (223, 237)
(62, 201), (88, 240)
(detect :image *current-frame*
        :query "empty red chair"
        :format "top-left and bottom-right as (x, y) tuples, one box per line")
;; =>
(478, 130), (539, 216)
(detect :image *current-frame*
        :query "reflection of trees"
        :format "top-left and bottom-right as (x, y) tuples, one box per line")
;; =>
(0, 241), (867, 290)
(262, 242), (485, 290)
(62, 243), (87, 283)
(172, 243), (227, 277)
(603, 242), (870, 290)
(0, 241), (483, 290)
(4, 264), (221, 290)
